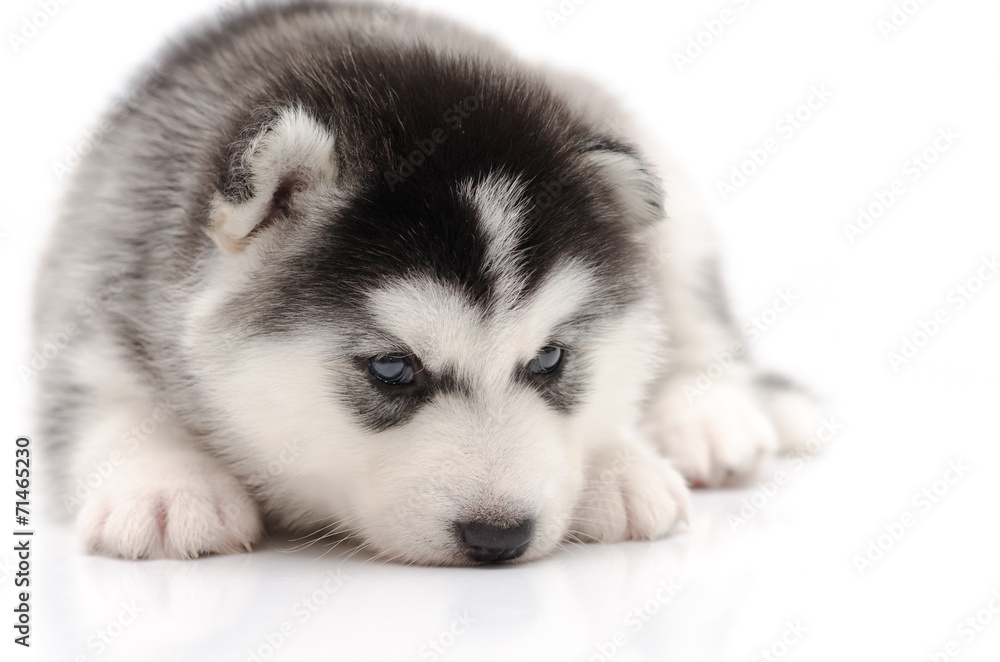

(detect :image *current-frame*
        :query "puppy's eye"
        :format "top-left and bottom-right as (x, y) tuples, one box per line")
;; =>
(368, 355), (416, 385)
(529, 346), (563, 375)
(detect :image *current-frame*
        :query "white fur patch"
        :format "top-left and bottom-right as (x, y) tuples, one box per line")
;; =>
(460, 173), (528, 307)
(364, 261), (596, 384)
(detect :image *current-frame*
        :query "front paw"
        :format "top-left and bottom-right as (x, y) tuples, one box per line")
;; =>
(645, 377), (779, 487)
(77, 469), (262, 559)
(570, 441), (689, 543)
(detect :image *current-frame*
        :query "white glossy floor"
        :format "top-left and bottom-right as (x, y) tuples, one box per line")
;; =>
(4, 1), (1000, 660)
(20, 374), (1000, 661)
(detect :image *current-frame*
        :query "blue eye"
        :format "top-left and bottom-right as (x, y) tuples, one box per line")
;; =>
(529, 346), (563, 375)
(368, 355), (415, 385)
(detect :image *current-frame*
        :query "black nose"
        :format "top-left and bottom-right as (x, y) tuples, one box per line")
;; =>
(455, 518), (534, 563)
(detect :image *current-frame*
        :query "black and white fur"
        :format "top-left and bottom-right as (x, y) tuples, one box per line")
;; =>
(34, 1), (819, 565)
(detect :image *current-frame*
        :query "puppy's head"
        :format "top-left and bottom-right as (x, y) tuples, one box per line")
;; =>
(191, 53), (666, 564)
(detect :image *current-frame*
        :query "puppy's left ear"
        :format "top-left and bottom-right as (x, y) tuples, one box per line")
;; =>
(208, 106), (338, 254)
(582, 140), (665, 226)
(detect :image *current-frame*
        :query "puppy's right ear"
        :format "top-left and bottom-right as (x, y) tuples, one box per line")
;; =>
(209, 106), (338, 254)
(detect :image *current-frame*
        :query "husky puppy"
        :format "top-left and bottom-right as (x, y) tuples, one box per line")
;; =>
(34, 1), (818, 564)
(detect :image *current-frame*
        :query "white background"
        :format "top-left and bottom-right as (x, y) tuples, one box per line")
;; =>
(3, 0), (1000, 660)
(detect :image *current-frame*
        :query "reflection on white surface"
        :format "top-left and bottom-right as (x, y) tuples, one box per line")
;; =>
(26, 380), (1000, 661)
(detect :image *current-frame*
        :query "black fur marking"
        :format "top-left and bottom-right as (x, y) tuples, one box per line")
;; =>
(341, 354), (473, 432)
(342, 354), (431, 431)
(215, 38), (651, 341)
(514, 348), (587, 415)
